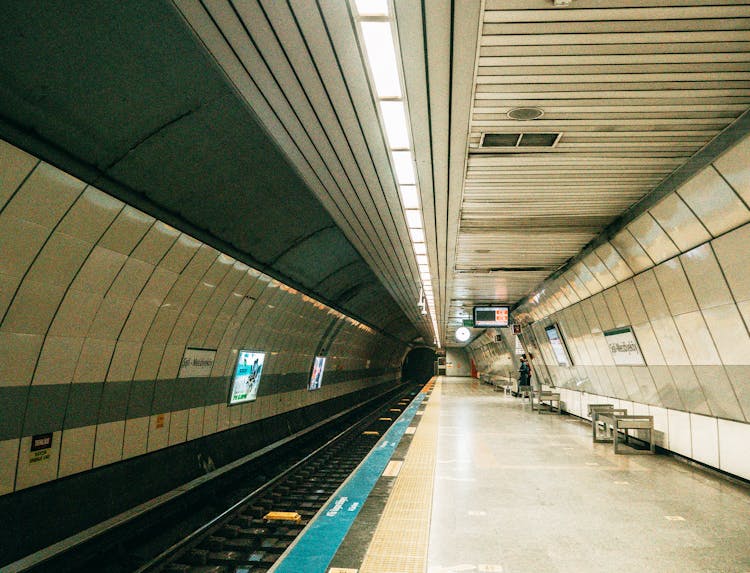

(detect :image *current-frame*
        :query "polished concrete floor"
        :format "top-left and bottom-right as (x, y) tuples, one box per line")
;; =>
(427, 377), (750, 573)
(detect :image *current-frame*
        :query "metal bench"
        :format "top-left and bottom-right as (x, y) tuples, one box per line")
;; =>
(588, 404), (625, 442)
(532, 390), (561, 414)
(612, 415), (655, 454)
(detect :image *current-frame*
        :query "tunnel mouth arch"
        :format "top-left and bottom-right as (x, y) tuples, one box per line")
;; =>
(402, 347), (436, 385)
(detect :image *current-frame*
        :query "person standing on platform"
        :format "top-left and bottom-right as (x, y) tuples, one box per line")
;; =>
(518, 353), (531, 392)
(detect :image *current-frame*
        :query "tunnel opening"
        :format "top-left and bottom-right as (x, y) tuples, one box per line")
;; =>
(402, 347), (436, 385)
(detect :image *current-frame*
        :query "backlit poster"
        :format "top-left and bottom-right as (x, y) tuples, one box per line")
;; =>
(309, 356), (326, 390)
(545, 324), (572, 366)
(229, 350), (266, 404)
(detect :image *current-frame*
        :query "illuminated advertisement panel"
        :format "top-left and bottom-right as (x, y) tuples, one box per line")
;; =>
(308, 356), (326, 391)
(229, 350), (266, 405)
(473, 306), (510, 328)
(545, 324), (572, 366)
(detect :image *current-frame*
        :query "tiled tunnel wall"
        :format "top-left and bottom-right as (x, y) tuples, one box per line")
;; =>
(475, 132), (750, 480)
(0, 139), (406, 496)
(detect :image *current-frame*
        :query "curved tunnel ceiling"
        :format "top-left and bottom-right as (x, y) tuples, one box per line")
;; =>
(0, 1), (419, 342)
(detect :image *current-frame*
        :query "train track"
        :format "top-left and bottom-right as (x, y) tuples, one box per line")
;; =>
(138, 387), (420, 573)
(12, 383), (422, 573)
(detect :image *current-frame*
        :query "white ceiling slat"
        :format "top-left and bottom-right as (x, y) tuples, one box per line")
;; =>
(481, 30), (750, 47)
(484, 6), (750, 23)
(482, 18), (750, 35)
(480, 53), (750, 66)
(480, 41), (750, 57)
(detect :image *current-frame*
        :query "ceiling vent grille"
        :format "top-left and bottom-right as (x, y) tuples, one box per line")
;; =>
(481, 133), (561, 148)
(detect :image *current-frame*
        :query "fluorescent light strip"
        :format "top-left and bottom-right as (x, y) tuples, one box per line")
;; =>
(360, 22), (401, 98)
(355, 0), (389, 16)
(380, 101), (409, 149)
(356, 6), (439, 345)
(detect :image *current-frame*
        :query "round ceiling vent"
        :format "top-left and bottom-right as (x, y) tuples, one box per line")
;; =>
(507, 107), (544, 120)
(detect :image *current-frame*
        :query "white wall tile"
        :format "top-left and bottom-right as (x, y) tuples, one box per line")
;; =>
(73, 338), (116, 383)
(666, 409), (692, 457)
(57, 187), (123, 244)
(583, 252), (617, 289)
(0, 332), (43, 387)
(216, 404), (231, 432)
(610, 230), (653, 273)
(2, 279), (66, 335)
(71, 247), (128, 295)
(168, 409), (189, 446)
(122, 416), (149, 460)
(0, 141), (38, 209)
(98, 206), (154, 256)
(131, 221), (181, 265)
(628, 213), (679, 264)
(649, 405), (669, 449)
(673, 311), (721, 365)
(107, 341), (142, 382)
(680, 244), (733, 309)
(616, 279), (648, 325)
(0, 215), (50, 278)
(649, 317), (689, 365)
(678, 166), (750, 236)
(3, 163), (85, 228)
(58, 425), (95, 477)
(0, 273), (18, 327)
(602, 288), (629, 327)
(0, 439), (19, 495)
(649, 193), (711, 252)
(87, 296), (133, 340)
(15, 431), (62, 490)
(689, 413), (719, 468)
(714, 133), (750, 204)
(653, 258), (698, 316)
(108, 258), (155, 300)
(186, 407), (205, 441)
(93, 421), (125, 467)
(712, 223), (750, 303)
(634, 270), (670, 320)
(595, 242), (633, 282)
(49, 289), (103, 338)
(202, 404), (219, 436)
(632, 323), (665, 365)
(160, 234), (202, 274)
(702, 304), (750, 365)
(33, 336), (85, 385)
(717, 418), (750, 480)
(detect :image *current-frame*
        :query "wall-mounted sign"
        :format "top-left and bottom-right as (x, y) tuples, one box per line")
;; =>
(604, 327), (645, 365)
(515, 337), (525, 356)
(545, 324), (572, 366)
(473, 306), (510, 328)
(230, 350), (266, 404)
(512, 324), (522, 335)
(30, 433), (53, 463)
(179, 347), (216, 378)
(309, 356), (326, 390)
(462, 319), (474, 327)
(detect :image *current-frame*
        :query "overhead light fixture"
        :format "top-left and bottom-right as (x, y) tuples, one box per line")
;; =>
(409, 227), (424, 242)
(413, 242), (426, 255)
(355, 0), (389, 16)
(405, 209), (422, 228)
(391, 151), (415, 185)
(380, 101), (409, 149)
(399, 185), (419, 209)
(360, 22), (401, 98)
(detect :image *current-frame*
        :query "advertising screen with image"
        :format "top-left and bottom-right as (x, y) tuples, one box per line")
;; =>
(229, 350), (266, 405)
(308, 356), (326, 391)
(545, 324), (572, 366)
(473, 306), (510, 328)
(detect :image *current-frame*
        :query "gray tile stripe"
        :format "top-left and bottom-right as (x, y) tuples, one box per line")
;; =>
(0, 367), (399, 440)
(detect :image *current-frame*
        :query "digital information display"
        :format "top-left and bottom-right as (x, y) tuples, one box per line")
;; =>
(473, 306), (510, 328)
(545, 324), (572, 366)
(604, 326), (645, 365)
(229, 350), (266, 405)
(309, 356), (326, 391)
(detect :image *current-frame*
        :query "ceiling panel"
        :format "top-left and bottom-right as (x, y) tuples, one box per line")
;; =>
(445, 0), (750, 344)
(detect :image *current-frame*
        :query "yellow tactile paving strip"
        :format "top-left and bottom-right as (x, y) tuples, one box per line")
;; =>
(359, 377), (440, 573)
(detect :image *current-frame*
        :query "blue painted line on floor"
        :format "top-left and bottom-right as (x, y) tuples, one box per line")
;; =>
(272, 392), (426, 573)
